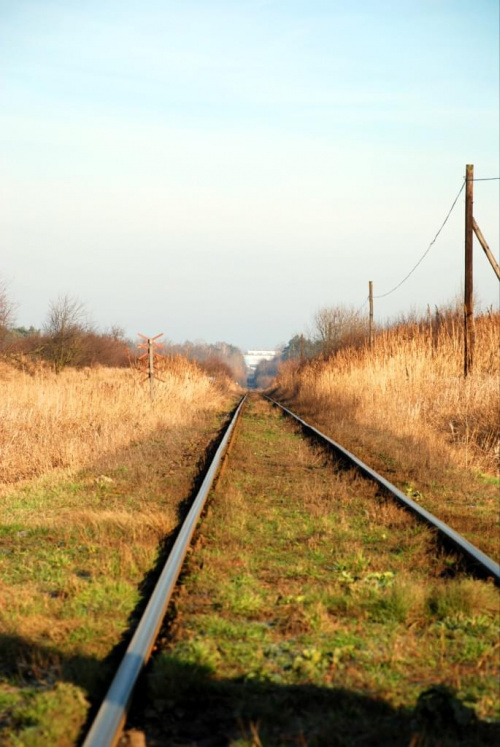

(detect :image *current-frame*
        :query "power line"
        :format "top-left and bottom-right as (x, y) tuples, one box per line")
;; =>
(355, 296), (369, 314)
(374, 181), (465, 300)
(472, 177), (500, 181)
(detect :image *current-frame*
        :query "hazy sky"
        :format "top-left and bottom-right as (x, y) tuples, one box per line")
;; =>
(1, 0), (499, 350)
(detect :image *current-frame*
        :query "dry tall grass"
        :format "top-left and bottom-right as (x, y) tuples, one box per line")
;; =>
(0, 356), (229, 485)
(274, 311), (500, 474)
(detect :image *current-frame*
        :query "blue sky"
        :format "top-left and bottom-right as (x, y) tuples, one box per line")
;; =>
(1, 0), (498, 349)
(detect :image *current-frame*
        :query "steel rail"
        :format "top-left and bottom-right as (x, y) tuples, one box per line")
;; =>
(83, 394), (247, 747)
(264, 395), (500, 584)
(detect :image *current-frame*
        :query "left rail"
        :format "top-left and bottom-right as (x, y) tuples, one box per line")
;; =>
(83, 394), (247, 747)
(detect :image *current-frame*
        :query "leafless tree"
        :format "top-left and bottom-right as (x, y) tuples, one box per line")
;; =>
(314, 305), (369, 355)
(43, 295), (93, 373)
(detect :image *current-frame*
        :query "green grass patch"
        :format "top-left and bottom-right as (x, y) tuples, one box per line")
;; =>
(1, 683), (88, 747)
(0, 402), (236, 745)
(147, 395), (500, 745)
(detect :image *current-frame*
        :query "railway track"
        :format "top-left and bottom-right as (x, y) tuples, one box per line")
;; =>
(83, 393), (499, 746)
(263, 396), (500, 583)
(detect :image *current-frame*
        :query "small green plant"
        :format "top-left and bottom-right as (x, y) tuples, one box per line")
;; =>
(369, 579), (417, 623)
(426, 580), (490, 621)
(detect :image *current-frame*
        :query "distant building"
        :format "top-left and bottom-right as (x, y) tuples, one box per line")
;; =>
(244, 350), (277, 376)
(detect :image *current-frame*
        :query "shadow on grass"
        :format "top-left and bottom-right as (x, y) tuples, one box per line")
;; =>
(0, 402), (242, 740)
(0, 632), (103, 694)
(1, 634), (496, 747)
(129, 656), (498, 747)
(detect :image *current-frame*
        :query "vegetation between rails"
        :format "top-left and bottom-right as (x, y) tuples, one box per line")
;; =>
(0, 363), (238, 745)
(138, 396), (499, 746)
(270, 310), (500, 560)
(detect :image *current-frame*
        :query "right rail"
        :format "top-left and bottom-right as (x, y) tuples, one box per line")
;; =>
(264, 395), (500, 584)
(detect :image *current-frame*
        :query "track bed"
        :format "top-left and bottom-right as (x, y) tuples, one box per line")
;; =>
(123, 394), (499, 746)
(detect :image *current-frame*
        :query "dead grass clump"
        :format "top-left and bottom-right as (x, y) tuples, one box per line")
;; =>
(0, 358), (229, 485)
(70, 508), (177, 546)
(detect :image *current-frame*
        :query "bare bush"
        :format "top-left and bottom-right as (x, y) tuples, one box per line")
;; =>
(198, 356), (234, 383)
(314, 305), (369, 356)
(78, 327), (131, 368)
(42, 295), (93, 373)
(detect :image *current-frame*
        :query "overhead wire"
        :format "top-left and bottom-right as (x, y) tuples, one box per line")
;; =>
(373, 180), (466, 300)
(355, 296), (369, 314)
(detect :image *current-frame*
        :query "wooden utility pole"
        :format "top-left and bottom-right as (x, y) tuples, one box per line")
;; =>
(464, 164), (474, 377)
(368, 281), (374, 349)
(138, 333), (164, 402)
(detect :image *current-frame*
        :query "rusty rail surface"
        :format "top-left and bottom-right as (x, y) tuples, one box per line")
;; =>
(264, 395), (500, 584)
(83, 394), (247, 747)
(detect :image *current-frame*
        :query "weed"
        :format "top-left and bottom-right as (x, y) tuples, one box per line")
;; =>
(426, 580), (497, 621)
(368, 579), (421, 624)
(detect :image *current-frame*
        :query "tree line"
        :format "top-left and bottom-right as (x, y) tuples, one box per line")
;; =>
(252, 302), (477, 388)
(0, 283), (246, 381)
(0, 292), (131, 372)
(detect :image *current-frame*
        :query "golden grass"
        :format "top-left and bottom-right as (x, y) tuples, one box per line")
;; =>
(0, 360), (237, 744)
(275, 312), (500, 474)
(0, 357), (229, 485)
